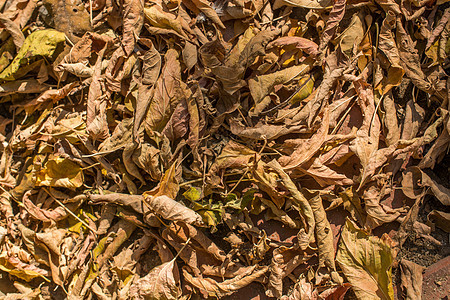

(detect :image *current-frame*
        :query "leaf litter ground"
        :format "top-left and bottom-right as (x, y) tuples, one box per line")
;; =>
(0, 0), (449, 298)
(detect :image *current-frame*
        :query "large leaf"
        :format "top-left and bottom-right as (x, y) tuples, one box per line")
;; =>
(336, 219), (395, 300)
(130, 260), (180, 300)
(144, 194), (204, 226)
(0, 29), (65, 80)
(145, 48), (188, 134)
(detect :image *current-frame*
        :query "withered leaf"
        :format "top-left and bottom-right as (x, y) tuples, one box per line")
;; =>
(35, 156), (84, 188)
(43, 0), (91, 39)
(144, 195), (204, 226)
(130, 259), (180, 300)
(400, 259), (424, 300)
(336, 219), (395, 300)
(145, 49), (187, 134)
(0, 29), (65, 81)
(183, 265), (269, 298)
(0, 0), (447, 298)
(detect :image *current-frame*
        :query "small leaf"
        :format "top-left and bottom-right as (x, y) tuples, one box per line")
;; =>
(182, 186), (201, 202)
(224, 190), (255, 210)
(35, 156), (84, 188)
(290, 75), (314, 104)
(183, 187), (223, 229)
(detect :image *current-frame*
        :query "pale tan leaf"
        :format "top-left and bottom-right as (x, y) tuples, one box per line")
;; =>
(130, 260), (180, 300)
(183, 265), (268, 298)
(279, 108), (329, 170)
(144, 195), (204, 226)
(267, 246), (314, 298)
(308, 193), (342, 285)
(400, 259), (424, 300)
(122, 0), (144, 56)
(249, 62), (313, 115)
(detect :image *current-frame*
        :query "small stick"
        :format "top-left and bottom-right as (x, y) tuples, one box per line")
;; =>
(369, 94), (383, 135)
(226, 138), (267, 195)
(331, 100), (356, 135)
(89, 0), (93, 27)
(43, 188), (98, 236)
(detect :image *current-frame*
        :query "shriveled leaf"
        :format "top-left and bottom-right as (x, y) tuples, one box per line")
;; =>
(427, 210), (450, 233)
(279, 275), (318, 300)
(0, 250), (49, 282)
(273, 0), (332, 9)
(207, 140), (259, 186)
(308, 192), (342, 285)
(183, 265), (268, 298)
(249, 61), (313, 115)
(267, 246), (314, 298)
(130, 259), (180, 300)
(144, 194), (204, 226)
(268, 36), (320, 58)
(400, 259), (424, 300)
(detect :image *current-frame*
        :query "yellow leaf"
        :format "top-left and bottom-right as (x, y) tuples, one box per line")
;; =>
(68, 209), (98, 233)
(0, 29), (65, 81)
(35, 156), (84, 188)
(0, 251), (49, 282)
(290, 75), (314, 104)
(425, 40), (439, 65)
(336, 219), (395, 300)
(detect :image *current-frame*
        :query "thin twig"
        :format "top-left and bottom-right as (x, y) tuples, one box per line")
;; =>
(331, 100), (356, 135)
(226, 138), (267, 196)
(89, 0), (93, 27)
(369, 94), (383, 135)
(43, 188), (98, 236)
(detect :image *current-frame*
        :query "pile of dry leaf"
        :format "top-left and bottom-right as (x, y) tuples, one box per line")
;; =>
(0, 0), (449, 298)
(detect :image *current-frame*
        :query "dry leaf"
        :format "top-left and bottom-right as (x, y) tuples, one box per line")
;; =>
(0, 29), (65, 81)
(35, 156), (83, 188)
(336, 219), (395, 300)
(43, 0), (91, 39)
(400, 259), (424, 300)
(130, 259), (180, 300)
(0, 0), (448, 298)
(144, 195), (204, 226)
(183, 265), (268, 298)
(427, 210), (450, 233)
